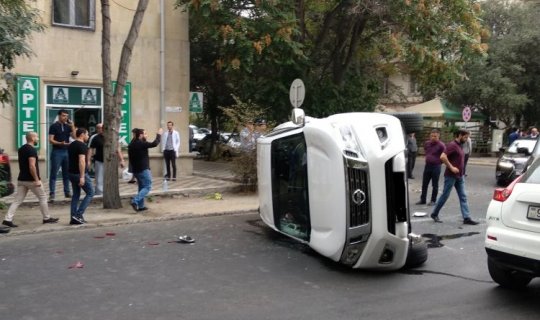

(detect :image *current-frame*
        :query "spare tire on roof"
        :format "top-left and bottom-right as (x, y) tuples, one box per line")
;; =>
(386, 112), (423, 134)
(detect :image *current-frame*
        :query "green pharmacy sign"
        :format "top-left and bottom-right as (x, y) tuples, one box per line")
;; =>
(16, 76), (40, 149)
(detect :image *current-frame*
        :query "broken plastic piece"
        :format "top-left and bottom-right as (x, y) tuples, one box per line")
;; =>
(68, 261), (84, 269)
(413, 212), (427, 217)
(178, 235), (195, 243)
(105, 232), (116, 236)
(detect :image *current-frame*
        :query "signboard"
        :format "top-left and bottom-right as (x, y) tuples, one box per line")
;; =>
(289, 78), (305, 108)
(189, 92), (203, 113)
(16, 76), (40, 149)
(112, 82), (132, 146)
(46, 85), (101, 106)
(462, 106), (472, 122)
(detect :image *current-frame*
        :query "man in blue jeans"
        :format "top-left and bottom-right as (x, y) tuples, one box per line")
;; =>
(128, 127), (163, 212)
(416, 129), (445, 205)
(48, 109), (75, 202)
(430, 129), (479, 225)
(67, 128), (94, 225)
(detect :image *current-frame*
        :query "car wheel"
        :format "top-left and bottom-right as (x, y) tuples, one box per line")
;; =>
(487, 257), (532, 289)
(387, 112), (424, 134)
(404, 236), (428, 268)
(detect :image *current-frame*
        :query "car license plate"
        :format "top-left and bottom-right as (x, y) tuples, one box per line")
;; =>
(527, 205), (540, 220)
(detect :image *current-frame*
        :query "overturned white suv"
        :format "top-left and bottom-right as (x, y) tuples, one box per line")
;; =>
(257, 109), (427, 270)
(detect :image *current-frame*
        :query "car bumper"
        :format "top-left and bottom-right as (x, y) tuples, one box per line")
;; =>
(486, 225), (540, 274)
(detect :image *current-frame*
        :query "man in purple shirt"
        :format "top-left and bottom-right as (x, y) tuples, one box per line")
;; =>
(430, 129), (479, 225)
(416, 129), (445, 205)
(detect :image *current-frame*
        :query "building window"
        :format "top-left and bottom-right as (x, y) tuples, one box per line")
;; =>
(52, 0), (95, 30)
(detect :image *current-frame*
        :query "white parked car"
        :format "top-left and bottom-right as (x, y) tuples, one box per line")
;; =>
(257, 108), (426, 270)
(485, 158), (540, 288)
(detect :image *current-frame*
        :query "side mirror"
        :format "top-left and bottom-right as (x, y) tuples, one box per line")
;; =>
(516, 147), (531, 155)
(291, 108), (305, 126)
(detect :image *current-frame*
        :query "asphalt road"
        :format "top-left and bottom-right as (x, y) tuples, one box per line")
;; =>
(1, 163), (538, 320)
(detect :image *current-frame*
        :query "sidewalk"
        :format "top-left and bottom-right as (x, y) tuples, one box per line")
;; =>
(0, 159), (259, 236)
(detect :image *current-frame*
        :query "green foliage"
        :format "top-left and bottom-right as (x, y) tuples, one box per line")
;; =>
(0, 0), (45, 104)
(177, 0), (484, 124)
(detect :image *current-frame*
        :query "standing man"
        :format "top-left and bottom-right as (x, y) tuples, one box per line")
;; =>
(161, 121), (180, 181)
(48, 109), (75, 202)
(2, 132), (59, 228)
(416, 129), (445, 206)
(462, 135), (472, 176)
(67, 128), (94, 225)
(188, 126), (194, 152)
(128, 127), (163, 212)
(406, 132), (418, 179)
(89, 123), (126, 195)
(430, 129), (479, 225)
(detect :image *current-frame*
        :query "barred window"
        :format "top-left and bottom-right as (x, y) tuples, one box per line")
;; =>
(53, 0), (95, 30)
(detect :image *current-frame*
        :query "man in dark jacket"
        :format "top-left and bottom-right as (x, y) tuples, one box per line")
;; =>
(128, 127), (163, 212)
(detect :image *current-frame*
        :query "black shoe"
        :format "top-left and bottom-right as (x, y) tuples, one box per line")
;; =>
(69, 216), (85, 225)
(128, 179), (136, 184)
(415, 201), (426, 205)
(130, 202), (139, 212)
(48, 195), (55, 203)
(2, 220), (18, 228)
(463, 218), (479, 225)
(64, 193), (72, 198)
(430, 214), (442, 223)
(43, 217), (60, 224)
(428, 201), (436, 206)
(0, 226), (10, 234)
(138, 207), (148, 211)
(172, 178), (177, 181)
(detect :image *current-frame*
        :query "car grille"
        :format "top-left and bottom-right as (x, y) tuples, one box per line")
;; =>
(346, 165), (370, 227)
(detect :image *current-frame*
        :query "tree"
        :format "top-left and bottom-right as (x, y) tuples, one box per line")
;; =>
(101, 0), (149, 209)
(179, 0), (485, 128)
(0, 0), (44, 104)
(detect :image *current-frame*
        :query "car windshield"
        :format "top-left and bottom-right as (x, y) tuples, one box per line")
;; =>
(507, 139), (537, 154)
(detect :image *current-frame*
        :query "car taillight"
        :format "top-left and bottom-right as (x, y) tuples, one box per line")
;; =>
(493, 175), (523, 202)
(0, 154), (9, 164)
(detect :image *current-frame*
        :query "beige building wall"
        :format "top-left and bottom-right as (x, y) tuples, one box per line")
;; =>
(0, 0), (192, 179)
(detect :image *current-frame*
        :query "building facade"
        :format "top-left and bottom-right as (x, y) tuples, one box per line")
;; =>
(0, 0), (192, 179)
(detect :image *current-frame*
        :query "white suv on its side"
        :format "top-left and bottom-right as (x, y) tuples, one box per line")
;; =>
(486, 158), (540, 288)
(257, 108), (427, 270)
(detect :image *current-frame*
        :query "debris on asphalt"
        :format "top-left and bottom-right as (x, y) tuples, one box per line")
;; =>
(93, 236), (105, 239)
(413, 212), (427, 217)
(178, 235), (195, 244)
(146, 241), (160, 246)
(105, 232), (116, 236)
(206, 192), (222, 200)
(68, 261), (84, 269)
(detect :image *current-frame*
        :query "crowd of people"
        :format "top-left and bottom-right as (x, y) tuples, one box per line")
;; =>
(2, 109), (181, 228)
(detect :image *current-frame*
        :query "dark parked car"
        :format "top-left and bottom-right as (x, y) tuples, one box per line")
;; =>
(496, 138), (538, 186)
(0, 147), (14, 198)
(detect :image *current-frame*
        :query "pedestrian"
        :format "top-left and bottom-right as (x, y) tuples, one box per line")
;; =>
(127, 127), (139, 184)
(189, 125), (194, 153)
(430, 129), (479, 225)
(89, 123), (126, 195)
(161, 121), (180, 181)
(67, 128), (94, 225)
(240, 120), (255, 151)
(528, 127), (539, 139)
(128, 127), (163, 212)
(406, 132), (418, 179)
(462, 135), (472, 176)
(2, 132), (59, 228)
(48, 109), (75, 202)
(508, 127), (519, 146)
(416, 129), (445, 206)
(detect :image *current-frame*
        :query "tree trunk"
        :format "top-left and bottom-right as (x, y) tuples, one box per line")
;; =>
(101, 0), (149, 209)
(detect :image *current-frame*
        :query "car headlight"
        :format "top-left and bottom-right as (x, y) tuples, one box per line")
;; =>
(332, 123), (366, 159)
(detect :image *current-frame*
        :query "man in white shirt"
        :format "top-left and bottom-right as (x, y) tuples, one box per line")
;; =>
(162, 121), (180, 181)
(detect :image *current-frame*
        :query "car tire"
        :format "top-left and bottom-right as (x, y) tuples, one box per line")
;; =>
(487, 257), (532, 289)
(386, 112), (424, 134)
(404, 237), (428, 268)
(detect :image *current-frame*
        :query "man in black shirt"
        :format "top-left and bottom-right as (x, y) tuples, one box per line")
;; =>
(48, 109), (75, 202)
(89, 123), (126, 195)
(2, 132), (59, 228)
(68, 128), (94, 225)
(128, 127), (163, 212)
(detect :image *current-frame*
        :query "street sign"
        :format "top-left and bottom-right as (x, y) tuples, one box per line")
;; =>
(462, 106), (472, 122)
(189, 92), (203, 113)
(289, 78), (305, 108)
(112, 81), (132, 146)
(16, 75), (40, 149)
